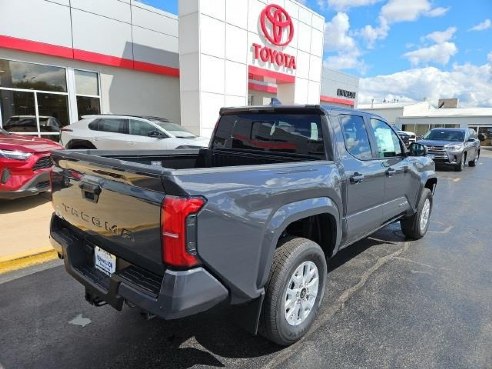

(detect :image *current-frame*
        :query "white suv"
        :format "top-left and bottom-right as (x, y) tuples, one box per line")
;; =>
(60, 115), (210, 150)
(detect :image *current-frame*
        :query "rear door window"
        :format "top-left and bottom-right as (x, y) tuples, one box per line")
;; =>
(212, 113), (326, 159)
(339, 114), (372, 160)
(98, 118), (128, 134)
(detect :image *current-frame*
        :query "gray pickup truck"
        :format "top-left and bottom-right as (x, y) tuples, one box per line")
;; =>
(50, 105), (437, 346)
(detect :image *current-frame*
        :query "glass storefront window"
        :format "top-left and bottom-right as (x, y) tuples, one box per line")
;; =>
(76, 96), (101, 119)
(1, 90), (36, 126)
(0, 59), (67, 92)
(0, 59), (101, 139)
(37, 93), (69, 128)
(75, 69), (101, 119)
(470, 125), (492, 146)
(75, 70), (99, 96)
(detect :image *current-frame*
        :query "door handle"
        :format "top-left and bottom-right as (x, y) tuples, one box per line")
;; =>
(350, 172), (365, 184)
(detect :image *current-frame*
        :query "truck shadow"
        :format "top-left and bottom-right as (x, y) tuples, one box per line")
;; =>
(0, 193), (51, 214)
(328, 223), (403, 272)
(96, 226), (407, 368)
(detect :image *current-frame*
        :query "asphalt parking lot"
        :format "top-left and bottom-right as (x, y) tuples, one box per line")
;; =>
(1, 150), (491, 369)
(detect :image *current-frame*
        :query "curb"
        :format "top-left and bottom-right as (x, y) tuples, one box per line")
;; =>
(0, 249), (59, 275)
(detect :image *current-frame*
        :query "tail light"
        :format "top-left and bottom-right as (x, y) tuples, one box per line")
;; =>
(161, 196), (206, 268)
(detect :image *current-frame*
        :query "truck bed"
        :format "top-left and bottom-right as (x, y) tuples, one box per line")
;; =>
(75, 147), (321, 170)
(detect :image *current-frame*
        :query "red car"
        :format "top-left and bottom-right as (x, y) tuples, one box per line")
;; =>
(0, 128), (63, 199)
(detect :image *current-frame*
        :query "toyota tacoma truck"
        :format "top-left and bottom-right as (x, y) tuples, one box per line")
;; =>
(50, 105), (437, 346)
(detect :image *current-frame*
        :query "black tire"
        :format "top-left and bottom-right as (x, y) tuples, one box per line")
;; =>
(401, 188), (433, 240)
(468, 151), (479, 167)
(455, 154), (465, 171)
(259, 237), (327, 346)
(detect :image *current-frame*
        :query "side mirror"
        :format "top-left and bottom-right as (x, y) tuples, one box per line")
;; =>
(467, 138), (475, 142)
(478, 133), (486, 141)
(148, 130), (164, 138)
(408, 142), (428, 157)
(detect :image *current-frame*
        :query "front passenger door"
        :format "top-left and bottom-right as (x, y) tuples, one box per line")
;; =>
(338, 114), (387, 244)
(128, 119), (170, 149)
(369, 119), (416, 220)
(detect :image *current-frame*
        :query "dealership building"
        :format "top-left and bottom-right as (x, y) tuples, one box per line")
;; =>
(0, 0), (360, 139)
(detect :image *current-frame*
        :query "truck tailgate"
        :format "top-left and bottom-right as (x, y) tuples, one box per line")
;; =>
(50, 152), (166, 275)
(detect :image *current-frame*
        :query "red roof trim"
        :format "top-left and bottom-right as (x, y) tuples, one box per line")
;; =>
(248, 65), (295, 84)
(0, 35), (73, 59)
(0, 35), (179, 77)
(248, 82), (277, 94)
(320, 95), (355, 106)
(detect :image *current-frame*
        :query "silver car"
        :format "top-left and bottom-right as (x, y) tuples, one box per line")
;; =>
(60, 115), (210, 150)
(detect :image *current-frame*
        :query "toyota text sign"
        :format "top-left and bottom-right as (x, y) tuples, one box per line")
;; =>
(252, 4), (297, 70)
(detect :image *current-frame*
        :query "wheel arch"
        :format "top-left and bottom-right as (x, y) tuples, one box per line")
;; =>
(65, 139), (97, 149)
(256, 197), (341, 292)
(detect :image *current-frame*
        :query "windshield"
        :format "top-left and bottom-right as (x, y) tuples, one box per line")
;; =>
(152, 121), (196, 138)
(423, 129), (465, 142)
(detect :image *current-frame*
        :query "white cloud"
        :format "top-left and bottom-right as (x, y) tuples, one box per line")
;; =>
(324, 12), (356, 51)
(404, 42), (458, 66)
(469, 19), (491, 32)
(323, 13), (366, 72)
(359, 16), (389, 48)
(357, 0), (448, 49)
(423, 27), (456, 43)
(425, 7), (449, 17)
(359, 62), (492, 107)
(323, 49), (365, 71)
(381, 0), (448, 24)
(319, 0), (382, 11)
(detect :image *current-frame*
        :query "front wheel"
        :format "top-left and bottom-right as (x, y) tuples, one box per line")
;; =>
(468, 151), (479, 167)
(259, 237), (327, 346)
(401, 188), (433, 240)
(455, 154), (465, 171)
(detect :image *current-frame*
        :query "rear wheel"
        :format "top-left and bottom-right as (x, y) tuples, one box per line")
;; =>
(259, 237), (327, 346)
(401, 188), (433, 240)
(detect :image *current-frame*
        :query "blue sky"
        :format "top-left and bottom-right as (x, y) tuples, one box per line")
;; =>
(140, 0), (492, 107)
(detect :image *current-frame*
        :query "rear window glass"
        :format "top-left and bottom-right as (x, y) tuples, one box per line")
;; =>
(212, 113), (326, 159)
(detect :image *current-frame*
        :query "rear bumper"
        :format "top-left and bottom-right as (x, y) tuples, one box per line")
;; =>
(0, 171), (50, 199)
(50, 214), (228, 319)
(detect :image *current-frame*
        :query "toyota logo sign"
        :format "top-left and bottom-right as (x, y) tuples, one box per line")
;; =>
(260, 4), (294, 47)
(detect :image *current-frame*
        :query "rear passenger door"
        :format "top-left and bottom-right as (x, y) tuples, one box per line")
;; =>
(368, 118), (416, 220)
(338, 114), (387, 244)
(93, 118), (129, 149)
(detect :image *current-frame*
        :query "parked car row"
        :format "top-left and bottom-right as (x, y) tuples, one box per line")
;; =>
(0, 127), (63, 199)
(60, 115), (210, 150)
(392, 125), (416, 146)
